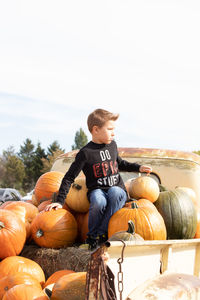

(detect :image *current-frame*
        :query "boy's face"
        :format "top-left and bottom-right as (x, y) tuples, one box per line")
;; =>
(92, 120), (115, 144)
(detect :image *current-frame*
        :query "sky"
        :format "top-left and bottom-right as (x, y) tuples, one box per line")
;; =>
(0, 0), (200, 154)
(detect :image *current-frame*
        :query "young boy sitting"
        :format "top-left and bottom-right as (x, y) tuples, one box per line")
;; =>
(45, 108), (152, 250)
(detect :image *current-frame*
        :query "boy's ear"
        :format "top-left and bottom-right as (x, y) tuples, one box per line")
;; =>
(92, 125), (99, 133)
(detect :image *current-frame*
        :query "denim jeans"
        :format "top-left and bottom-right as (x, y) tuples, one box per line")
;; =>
(88, 186), (127, 238)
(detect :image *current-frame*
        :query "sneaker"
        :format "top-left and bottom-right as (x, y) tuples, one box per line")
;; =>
(97, 234), (108, 246)
(85, 236), (98, 251)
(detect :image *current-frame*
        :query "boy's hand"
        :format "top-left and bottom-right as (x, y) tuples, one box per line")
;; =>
(45, 203), (62, 211)
(139, 165), (152, 174)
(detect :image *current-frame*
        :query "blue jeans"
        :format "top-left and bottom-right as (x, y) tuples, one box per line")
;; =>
(88, 186), (127, 238)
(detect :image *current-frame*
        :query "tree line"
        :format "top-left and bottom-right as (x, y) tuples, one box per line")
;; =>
(1, 126), (199, 195)
(0, 128), (88, 194)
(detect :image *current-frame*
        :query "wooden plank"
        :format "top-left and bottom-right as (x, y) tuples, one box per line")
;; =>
(194, 244), (200, 277)
(106, 239), (200, 300)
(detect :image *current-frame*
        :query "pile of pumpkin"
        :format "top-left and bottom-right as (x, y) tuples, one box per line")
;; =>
(112, 176), (199, 241)
(0, 171), (89, 299)
(0, 255), (86, 299)
(0, 170), (199, 299)
(30, 170), (200, 243)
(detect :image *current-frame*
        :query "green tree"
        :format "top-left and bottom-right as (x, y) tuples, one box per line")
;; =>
(47, 141), (65, 156)
(72, 128), (88, 150)
(18, 139), (47, 190)
(32, 142), (47, 182)
(0, 154), (5, 187)
(18, 138), (36, 191)
(0, 146), (25, 190)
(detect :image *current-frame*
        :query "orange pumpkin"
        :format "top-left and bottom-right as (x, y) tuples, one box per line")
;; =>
(0, 209), (26, 259)
(34, 171), (64, 205)
(44, 270), (75, 288)
(30, 193), (38, 207)
(51, 272), (86, 300)
(0, 272), (42, 299)
(66, 177), (89, 213)
(125, 198), (159, 213)
(5, 204), (26, 223)
(2, 284), (48, 300)
(108, 202), (166, 240)
(129, 176), (160, 203)
(194, 209), (200, 238)
(0, 256), (45, 287)
(37, 199), (53, 212)
(37, 193), (74, 213)
(31, 209), (78, 248)
(0, 201), (13, 209)
(4, 201), (38, 239)
(62, 202), (75, 214)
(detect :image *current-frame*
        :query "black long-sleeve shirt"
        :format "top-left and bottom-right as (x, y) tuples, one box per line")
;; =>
(56, 140), (141, 205)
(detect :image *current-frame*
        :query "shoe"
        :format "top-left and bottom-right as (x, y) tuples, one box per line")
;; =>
(85, 236), (98, 251)
(97, 234), (108, 246)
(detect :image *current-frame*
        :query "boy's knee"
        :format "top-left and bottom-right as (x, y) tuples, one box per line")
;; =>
(92, 198), (105, 209)
(108, 186), (127, 203)
(89, 190), (107, 209)
(108, 186), (124, 197)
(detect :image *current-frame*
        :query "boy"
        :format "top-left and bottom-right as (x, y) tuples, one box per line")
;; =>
(45, 109), (152, 249)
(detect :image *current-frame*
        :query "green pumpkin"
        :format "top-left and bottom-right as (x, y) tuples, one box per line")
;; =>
(154, 189), (197, 239)
(108, 220), (144, 242)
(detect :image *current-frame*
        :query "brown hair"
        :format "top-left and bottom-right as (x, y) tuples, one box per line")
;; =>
(87, 109), (119, 133)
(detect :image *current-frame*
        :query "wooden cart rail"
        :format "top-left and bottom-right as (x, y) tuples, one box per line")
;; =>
(86, 239), (200, 300)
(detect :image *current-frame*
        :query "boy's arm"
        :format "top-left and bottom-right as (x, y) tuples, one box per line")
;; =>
(139, 165), (152, 173)
(45, 151), (86, 211)
(117, 155), (141, 172)
(56, 151), (86, 205)
(117, 155), (152, 173)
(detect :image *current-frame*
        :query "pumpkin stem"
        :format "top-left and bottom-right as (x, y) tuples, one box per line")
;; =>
(0, 221), (5, 230)
(127, 220), (135, 234)
(128, 198), (137, 202)
(131, 202), (138, 209)
(72, 183), (82, 190)
(36, 229), (44, 238)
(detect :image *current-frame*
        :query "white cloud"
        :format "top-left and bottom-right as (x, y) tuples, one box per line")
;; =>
(0, 121), (13, 129)
(0, 0), (200, 152)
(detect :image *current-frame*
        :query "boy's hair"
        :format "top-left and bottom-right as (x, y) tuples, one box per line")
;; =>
(87, 109), (119, 133)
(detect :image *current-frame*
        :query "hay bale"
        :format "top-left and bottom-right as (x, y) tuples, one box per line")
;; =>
(20, 244), (90, 279)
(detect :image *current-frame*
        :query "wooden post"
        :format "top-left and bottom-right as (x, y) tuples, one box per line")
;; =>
(160, 245), (172, 274)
